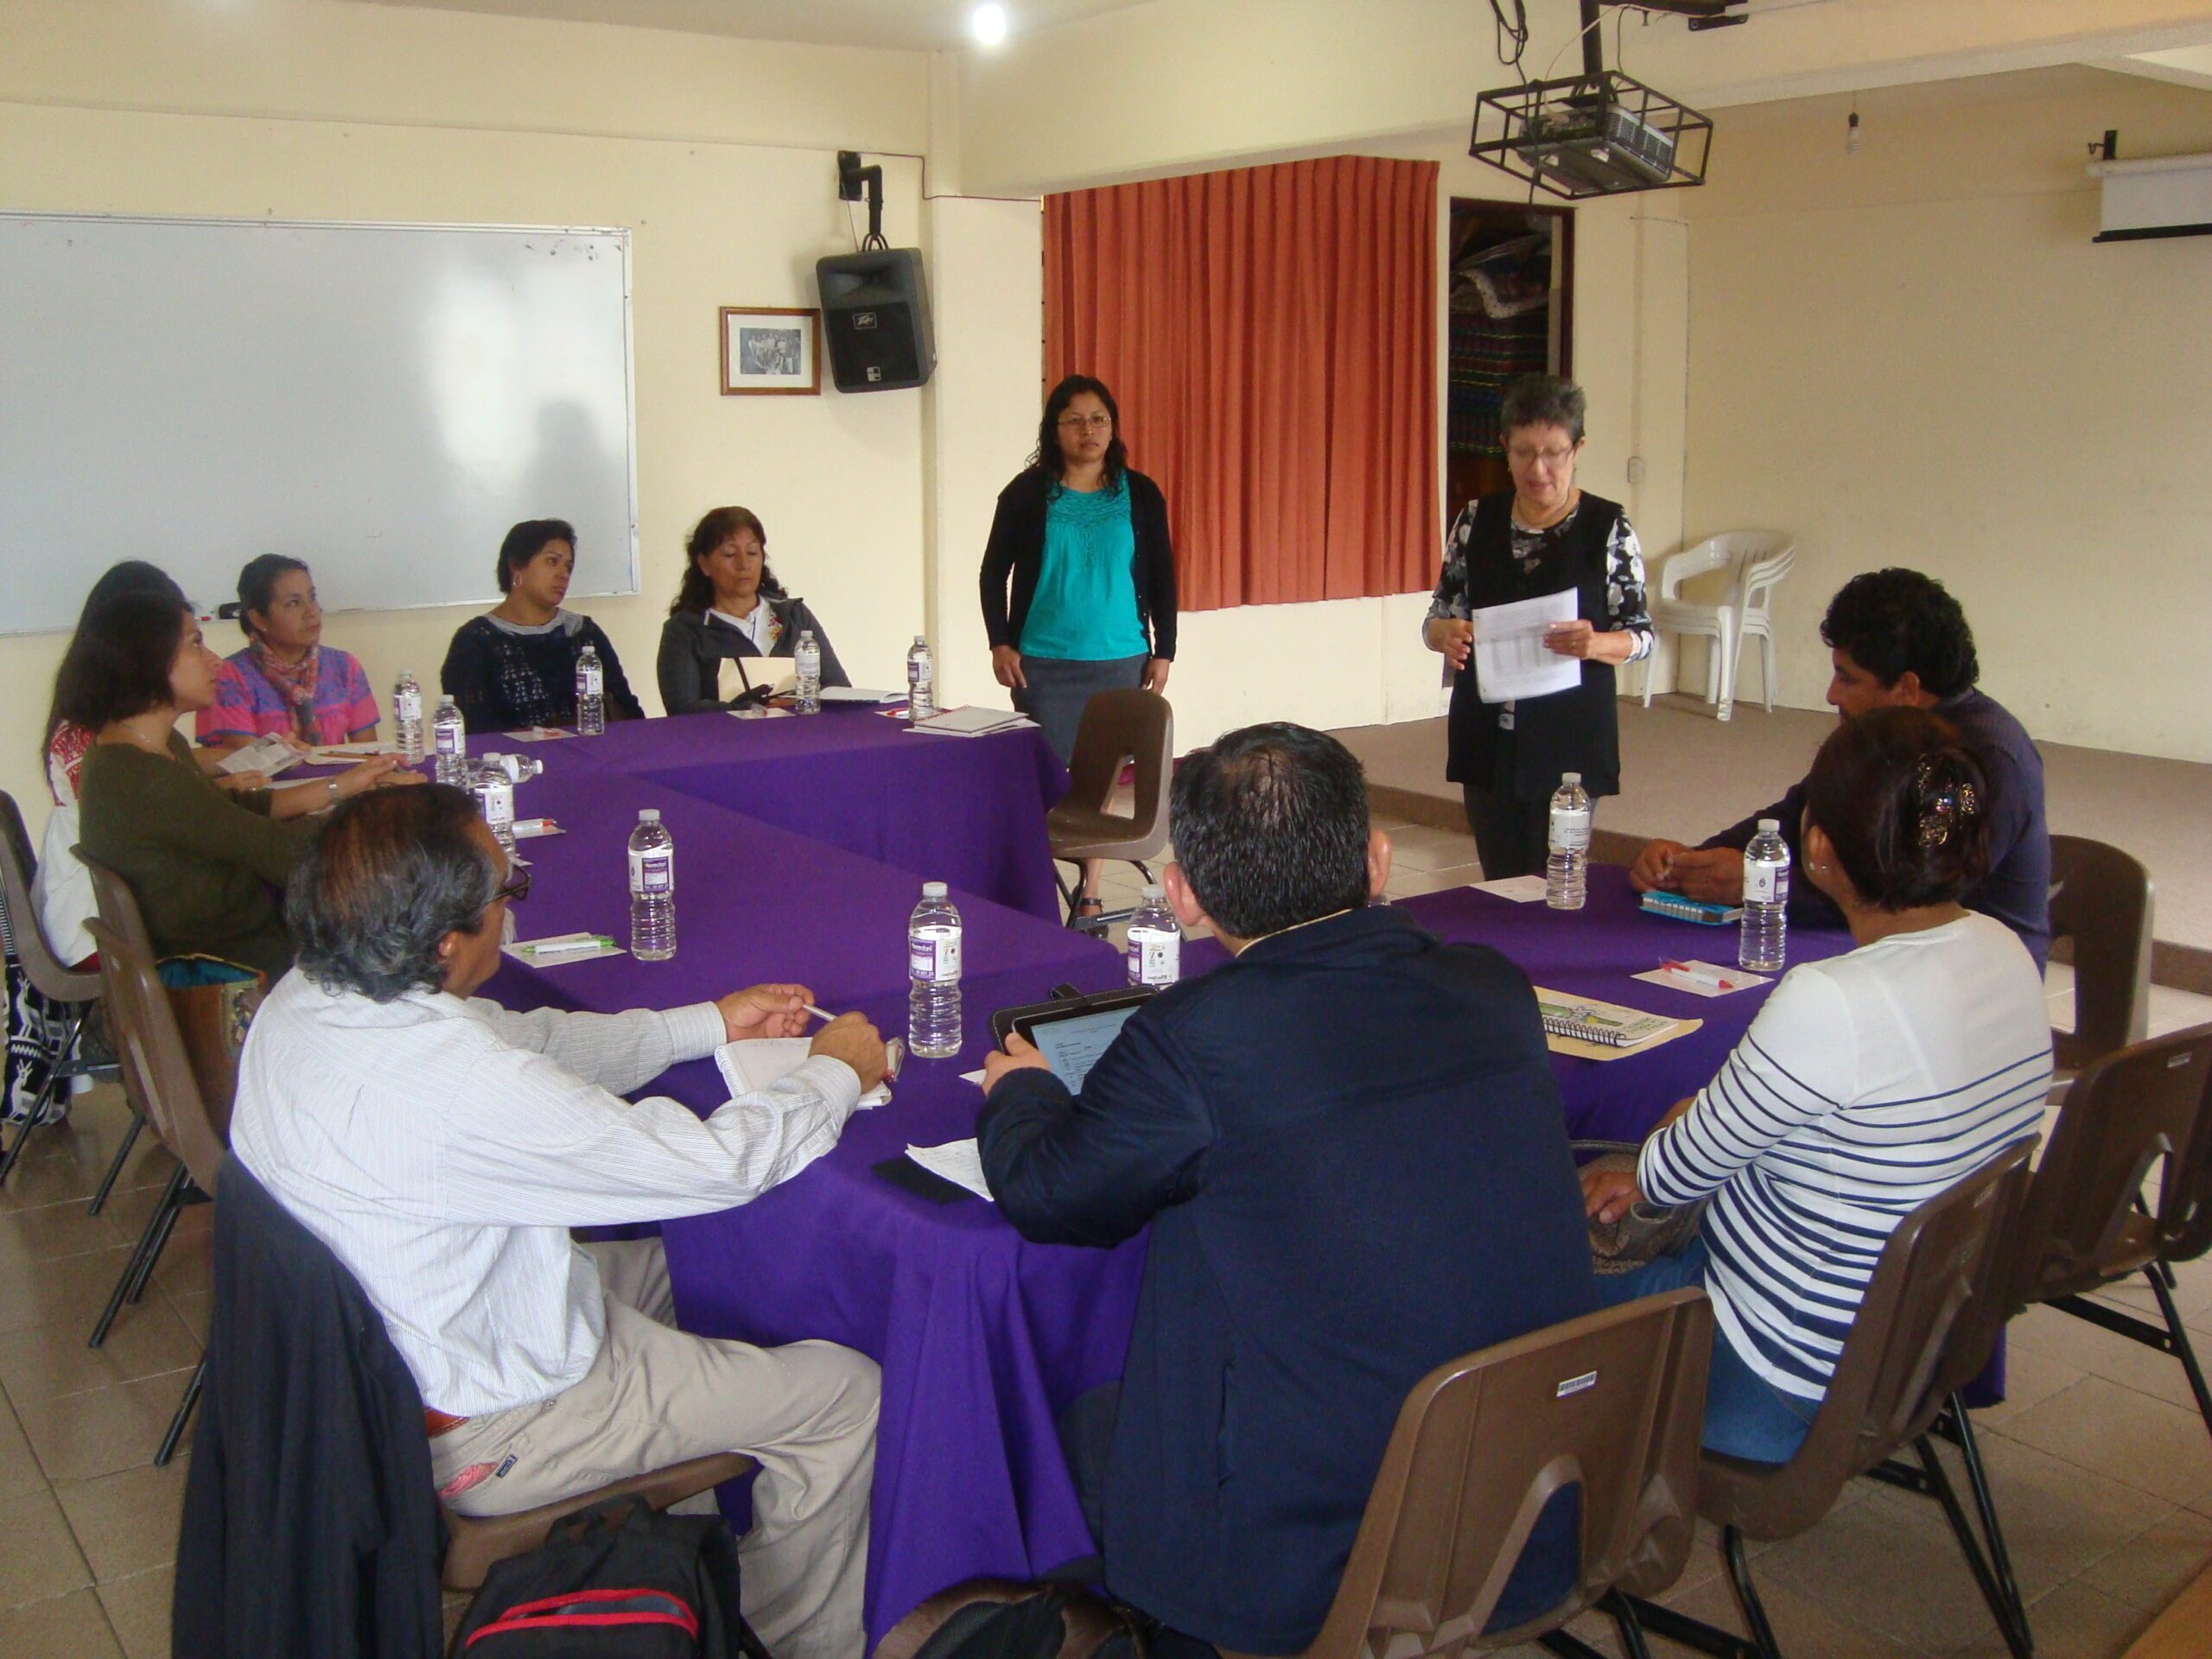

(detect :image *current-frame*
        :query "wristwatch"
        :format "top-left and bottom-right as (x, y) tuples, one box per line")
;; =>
(327, 777), (340, 806)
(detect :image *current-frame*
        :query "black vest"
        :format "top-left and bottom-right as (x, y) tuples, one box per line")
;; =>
(1446, 490), (1625, 799)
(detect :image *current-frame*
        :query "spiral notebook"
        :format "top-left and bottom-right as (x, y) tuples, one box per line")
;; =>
(1532, 991), (1697, 1061)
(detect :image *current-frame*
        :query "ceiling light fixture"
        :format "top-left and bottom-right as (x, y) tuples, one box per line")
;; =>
(972, 4), (1008, 47)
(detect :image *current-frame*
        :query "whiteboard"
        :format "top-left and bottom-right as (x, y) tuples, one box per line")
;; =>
(0, 213), (639, 636)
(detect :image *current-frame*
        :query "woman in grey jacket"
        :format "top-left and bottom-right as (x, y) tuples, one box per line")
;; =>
(656, 506), (850, 713)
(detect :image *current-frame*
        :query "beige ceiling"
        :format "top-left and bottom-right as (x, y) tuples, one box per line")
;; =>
(348, 0), (1156, 52)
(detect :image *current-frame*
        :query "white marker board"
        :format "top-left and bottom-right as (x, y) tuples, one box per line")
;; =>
(0, 213), (639, 635)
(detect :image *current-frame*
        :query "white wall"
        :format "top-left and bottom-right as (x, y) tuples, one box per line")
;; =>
(0, 0), (934, 819)
(1679, 66), (2212, 762)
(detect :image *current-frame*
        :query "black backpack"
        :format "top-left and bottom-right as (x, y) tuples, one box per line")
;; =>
(453, 1498), (772, 1659)
(876, 1580), (1147, 1659)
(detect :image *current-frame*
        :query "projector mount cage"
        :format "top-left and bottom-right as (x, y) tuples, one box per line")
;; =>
(1471, 0), (1729, 200)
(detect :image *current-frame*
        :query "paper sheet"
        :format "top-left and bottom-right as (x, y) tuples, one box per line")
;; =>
(906, 1139), (995, 1202)
(1474, 874), (1551, 903)
(1469, 588), (1581, 703)
(716, 1037), (892, 1108)
(504, 727), (578, 743)
(218, 734), (302, 777)
(1630, 960), (1770, 999)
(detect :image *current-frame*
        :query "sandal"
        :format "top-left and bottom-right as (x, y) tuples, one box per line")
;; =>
(1072, 896), (1107, 935)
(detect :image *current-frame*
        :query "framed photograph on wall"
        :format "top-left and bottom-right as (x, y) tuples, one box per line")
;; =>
(720, 307), (821, 395)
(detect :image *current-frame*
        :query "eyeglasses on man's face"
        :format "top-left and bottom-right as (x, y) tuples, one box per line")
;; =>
(1058, 413), (1113, 432)
(494, 864), (531, 906)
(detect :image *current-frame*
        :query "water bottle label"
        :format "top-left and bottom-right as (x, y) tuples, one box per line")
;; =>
(1549, 806), (1591, 852)
(630, 849), (673, 895)
(478, 781), (513, 831)
(910, 931), (961, 982)
(435, 725), (459, 755)
(1128, 932), (1179, 985)
(396, 689), (422, 724)
(579, 664), (603, 696)
(1745, 860), (1783, 904)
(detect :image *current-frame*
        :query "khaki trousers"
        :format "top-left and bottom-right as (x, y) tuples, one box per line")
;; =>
(429, 1239), (878, 1659)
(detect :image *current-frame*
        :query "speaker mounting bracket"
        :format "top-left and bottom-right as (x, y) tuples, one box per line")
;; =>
(836, 150), (889, 251)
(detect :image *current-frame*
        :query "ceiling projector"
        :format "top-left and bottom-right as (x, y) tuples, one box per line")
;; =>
(1472, 0), (1730, 200)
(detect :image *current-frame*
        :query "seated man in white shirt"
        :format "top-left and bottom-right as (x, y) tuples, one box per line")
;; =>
(229, 785), (887, 1659)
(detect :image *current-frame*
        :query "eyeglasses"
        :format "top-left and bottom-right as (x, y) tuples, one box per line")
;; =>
(494, 865), (531, 906)
(1507, 443), (1579, 469)
(1057, 414), (1113, 432)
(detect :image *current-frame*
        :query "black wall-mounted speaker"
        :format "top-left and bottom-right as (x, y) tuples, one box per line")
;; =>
(816, 249), (936, 392)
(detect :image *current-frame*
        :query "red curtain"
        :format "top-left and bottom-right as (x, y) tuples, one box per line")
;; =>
(1045, 156), (1440, 613)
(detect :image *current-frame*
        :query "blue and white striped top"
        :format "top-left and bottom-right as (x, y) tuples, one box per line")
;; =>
(1639, 913), (2051, 1402)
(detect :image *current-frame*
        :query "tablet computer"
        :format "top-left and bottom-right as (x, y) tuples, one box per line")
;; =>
(990, 987), (1154, 1090)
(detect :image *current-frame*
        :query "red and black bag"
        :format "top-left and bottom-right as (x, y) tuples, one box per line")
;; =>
(454, 1498), (772, 1659)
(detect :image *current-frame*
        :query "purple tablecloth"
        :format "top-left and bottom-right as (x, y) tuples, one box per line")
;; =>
(487, 734), (1129, 1647)
(489, 710), (1069, 921)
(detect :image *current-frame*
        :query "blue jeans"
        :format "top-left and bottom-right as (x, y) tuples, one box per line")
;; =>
(1592, 1238), (1820, 1465)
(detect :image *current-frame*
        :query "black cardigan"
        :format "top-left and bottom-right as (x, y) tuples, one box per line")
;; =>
(656, 598), (852, 715)
(979, 467), (1178, 660)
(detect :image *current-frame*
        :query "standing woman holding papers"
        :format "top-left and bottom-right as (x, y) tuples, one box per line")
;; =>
(657, 506), (849, 714)
(1423, 374), (1651, 880)
(197, 555), (380, 753)
(980, 375), (1177, 923)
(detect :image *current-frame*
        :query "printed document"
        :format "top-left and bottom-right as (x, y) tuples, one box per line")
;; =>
(1470, 588), (1580, 704)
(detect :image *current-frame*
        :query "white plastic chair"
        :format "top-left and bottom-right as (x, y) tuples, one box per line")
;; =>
(1643, 531), (1795, 721)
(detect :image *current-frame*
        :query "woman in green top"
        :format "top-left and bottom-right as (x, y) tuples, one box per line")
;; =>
(70, 591), (416, 979)
(980, 375), (1179, 923)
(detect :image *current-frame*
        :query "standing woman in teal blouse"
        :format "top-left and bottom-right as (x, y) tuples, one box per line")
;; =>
(981, 375), (1178, 923)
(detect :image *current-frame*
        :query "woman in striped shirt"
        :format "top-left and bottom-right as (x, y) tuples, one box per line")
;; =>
(1583, 707), (2051, 1462)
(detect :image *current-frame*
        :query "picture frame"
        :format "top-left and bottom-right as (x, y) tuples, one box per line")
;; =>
(720, 306), (821, 396)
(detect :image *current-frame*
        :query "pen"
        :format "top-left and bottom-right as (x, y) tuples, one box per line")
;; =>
(526, 935), (614, 958)
(1662, 960), (1738, 991)
(803, 1002), (836, 1024)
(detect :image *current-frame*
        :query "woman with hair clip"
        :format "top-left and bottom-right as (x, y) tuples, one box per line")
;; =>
(657, 506), (849, 714)
(197, 554), (380, 753)
(1580, 706), (2051, 1461)
(980, 373), (1178, 927)
(73, 592), (417, 980)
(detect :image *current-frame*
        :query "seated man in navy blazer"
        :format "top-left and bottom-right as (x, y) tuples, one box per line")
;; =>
(978, 721), (1598, 1656)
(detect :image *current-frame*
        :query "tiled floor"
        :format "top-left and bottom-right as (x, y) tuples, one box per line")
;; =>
(5, 827), (2209, 1656)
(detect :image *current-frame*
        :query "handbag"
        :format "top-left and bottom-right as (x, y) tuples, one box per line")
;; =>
(1573, 1140), (1706, 1274)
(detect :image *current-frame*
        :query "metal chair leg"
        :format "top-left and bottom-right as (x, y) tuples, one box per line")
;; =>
(156, 1356), (205, 1466)
(86, 1110), (144, 1217)
(1942, 1396), (2033, 1652)
(2147, 1265), (2212, 1440)
(1915, 1437), (2033, 1659)
(1604, 1589), (1654, 1659)
(1720, 1525), (1781, 1659)
(122, 1180), (189, 1307)
(90, 1162), (185, 1347)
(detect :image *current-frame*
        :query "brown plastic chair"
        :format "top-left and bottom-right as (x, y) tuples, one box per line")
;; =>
(1045, 690), (1173, 927)
(2010, 1024), (2212, 1443)
(1219, 1287), (1713, 1659)
(2047, 835), (2154, 1076)
(1630, 1141), (2037, 1659)
(79, 852), (234, 1363)
(0, 790), (114, 1186)
(442, 1452), (760, 1591)
(84, 896), (239, 1463)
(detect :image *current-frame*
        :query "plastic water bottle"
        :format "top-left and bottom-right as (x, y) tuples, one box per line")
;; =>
(393, 671), (424, 763)
(1126, 885), (1182, 988)
(908, 881), (963, 1058)
(906, 635), (936, 723)
(575, 644), (606, 735)
(628, 809), (676, 961)
(1546, 772), (1592, 911)
(469, 757), (516, 855)
(1740, 818), (1791, 972)
(794, 631), (823, 715)
(432, 695), (467, 785)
